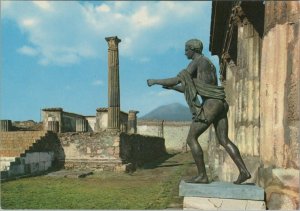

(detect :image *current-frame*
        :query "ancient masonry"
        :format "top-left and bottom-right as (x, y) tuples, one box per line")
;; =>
(106, 36), (121, 130)
(209, 1), (299, 210)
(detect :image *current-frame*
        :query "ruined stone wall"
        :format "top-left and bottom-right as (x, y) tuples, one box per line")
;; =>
(0, 131), (48, 159)
(61, 112), (90, 133)
(58, 131), (166, 171)
(42, 109), (62, 132)
(258, 2), (300, 209)
(85, 116), (96, 132)
(0, 131), (64, 180)
(119, 133), (166, 168)
(95, 111), (108, 132)
(95, 110), (128, 132)
(137, 120), (211, 152)
(58, 131), (121, 171)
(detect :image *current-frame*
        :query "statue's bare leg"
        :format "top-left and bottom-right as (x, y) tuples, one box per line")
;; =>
(213, 106), (251, 184)
(185, 121), (210, 183)
(185, 99), (225, 183)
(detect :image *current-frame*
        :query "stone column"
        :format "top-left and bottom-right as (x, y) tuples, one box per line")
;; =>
(76, 119), (87, 132)
(105, 36), (121, 130)
(0, 120), (12, 131)
(158, 120), (164, 137)
(128, 110), (139, 133)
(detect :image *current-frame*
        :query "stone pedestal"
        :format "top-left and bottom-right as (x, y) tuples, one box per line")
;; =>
(0, 120), (12, 131)
(179, 181), (266, 210)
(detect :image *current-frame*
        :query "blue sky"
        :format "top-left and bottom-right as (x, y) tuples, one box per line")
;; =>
(1, 1), (219, 122)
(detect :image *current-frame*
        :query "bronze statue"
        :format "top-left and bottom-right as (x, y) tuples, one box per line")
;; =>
(147, 39), (251, 184)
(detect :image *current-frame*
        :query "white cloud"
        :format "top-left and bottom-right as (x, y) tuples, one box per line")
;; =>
(17, 46), (39, 56)
(96, 4), (110, 12)
(131, 6), (160, 27)
(21, 18), (38, 27)
(33, 2), (52, 11)
(2, 1), (210, 66)
(92, 80), (104, 86)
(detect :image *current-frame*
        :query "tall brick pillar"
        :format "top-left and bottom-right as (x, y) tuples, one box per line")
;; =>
(105, 36), (121, 130)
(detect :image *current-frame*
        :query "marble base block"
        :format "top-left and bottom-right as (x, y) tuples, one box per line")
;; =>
(179, 180), (266, 210)
(183, 197), (266, 210)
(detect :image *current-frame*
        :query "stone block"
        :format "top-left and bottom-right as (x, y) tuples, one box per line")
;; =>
(38, 161), (45, 171)
(272, 168), (299, 189)
(179, 181), (265, 201)
(183, 197), (266, 210)
(268, 192), (297, 210)
(30, 163), (39, 173)
(45, 161), (52, 170)
(9, 164), (25, 176)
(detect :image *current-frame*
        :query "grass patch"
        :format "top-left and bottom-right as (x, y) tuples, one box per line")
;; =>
(1, 152), (196, 209)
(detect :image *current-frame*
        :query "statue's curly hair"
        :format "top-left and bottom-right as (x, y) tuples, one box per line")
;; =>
(185, 39), (203, 54)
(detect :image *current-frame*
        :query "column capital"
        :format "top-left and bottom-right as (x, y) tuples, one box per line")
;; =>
(105, 36), (121, 49)
(128, 110), (139, 114)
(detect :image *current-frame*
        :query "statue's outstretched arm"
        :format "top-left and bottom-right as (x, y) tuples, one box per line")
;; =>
(147, 76), (180, 87)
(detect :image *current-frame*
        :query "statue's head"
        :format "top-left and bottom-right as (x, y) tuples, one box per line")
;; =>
(185, 39), (203, 54)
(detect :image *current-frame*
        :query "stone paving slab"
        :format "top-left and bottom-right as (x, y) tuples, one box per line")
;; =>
(46, 170), (93, 178)
(179, 180), (264, 201)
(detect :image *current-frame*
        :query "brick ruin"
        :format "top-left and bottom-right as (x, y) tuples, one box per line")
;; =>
(209, 1), (299, 209)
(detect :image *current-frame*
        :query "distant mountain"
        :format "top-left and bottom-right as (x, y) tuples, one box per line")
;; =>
(140, 103), (192, 121)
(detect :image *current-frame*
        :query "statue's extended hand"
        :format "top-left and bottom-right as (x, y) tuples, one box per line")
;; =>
(147, 79), (155, 87)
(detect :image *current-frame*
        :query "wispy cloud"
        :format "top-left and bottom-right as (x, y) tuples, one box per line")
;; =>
(92, 80), (104, 86)
(2, 1), (210, 66)
(17, 45), (39, 56)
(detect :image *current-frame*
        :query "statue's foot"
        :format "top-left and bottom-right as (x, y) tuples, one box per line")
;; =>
(233, 171), (251, 184)
(147, 79), (155, 87)
(185, 175), (209, 184)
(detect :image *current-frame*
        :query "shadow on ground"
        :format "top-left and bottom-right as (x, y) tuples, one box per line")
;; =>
(141, 152), (183, 169)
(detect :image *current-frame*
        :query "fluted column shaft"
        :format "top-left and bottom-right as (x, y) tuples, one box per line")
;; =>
(105, 36), (121, 130)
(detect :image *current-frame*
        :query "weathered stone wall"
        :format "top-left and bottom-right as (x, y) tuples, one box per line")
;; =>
(58, 131), (166, 171)
(137, 120), (211, 152)
(209, 2), (299, 209)
(58, 131), (121, 171)
(0, 131), (64, 180)
(42, 108), (62, 132)
(85, 116), (96, 132)
(258, 2), (300, 210)
(119, 133), (166, 168)
(260, 1), (300, 169)
(61, 112), (86, 132)
(0, 131), (48, 159)
(95, 109), (128, 132)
